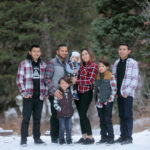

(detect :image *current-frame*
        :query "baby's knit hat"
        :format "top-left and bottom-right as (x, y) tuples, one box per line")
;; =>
(70, 51), (80, 63)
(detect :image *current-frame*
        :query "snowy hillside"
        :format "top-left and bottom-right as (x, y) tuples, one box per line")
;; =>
(0, 129), (150, 150)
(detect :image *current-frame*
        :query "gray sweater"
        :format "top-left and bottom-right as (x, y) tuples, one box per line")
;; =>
(44, 55), (67, 96)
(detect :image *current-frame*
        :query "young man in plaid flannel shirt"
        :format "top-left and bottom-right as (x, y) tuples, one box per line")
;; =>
(16, 45), (47, 146)
(112, 43), (139, 145)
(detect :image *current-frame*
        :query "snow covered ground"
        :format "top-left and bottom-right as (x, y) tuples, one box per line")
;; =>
(2, 97), (150, 150)
(0, 128), (150, 150)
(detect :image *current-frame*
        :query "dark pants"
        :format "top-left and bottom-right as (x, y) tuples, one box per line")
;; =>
(21, 97), (43, 140)
(117, 96), (133, 140)
(75, 90), (93, 136)
(58, 117), (72, 141)
(97, 102), (114, 140)
(49, 96), (59, 141)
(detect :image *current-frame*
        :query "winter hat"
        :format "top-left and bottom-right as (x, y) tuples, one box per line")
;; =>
(70, 51), (80, 63)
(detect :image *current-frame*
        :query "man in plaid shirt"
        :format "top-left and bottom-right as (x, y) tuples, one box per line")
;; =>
(16, 45), (47, 146)
(44, 44), (68, 143)
(112, 43), (139, 145)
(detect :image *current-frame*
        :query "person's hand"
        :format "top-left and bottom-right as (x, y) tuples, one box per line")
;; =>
(43, 95), (48, 100)
(122, 94), (128, 98)
(71, 76), (77, 84)
(73, 90), (77, 93)
(115, 94), (118, 98)
(74, 69), (77, 75)
(54, 90), (63, 99)
(24, 94), (31, 98)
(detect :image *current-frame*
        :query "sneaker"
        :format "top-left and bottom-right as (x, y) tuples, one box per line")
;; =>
(51, 138), (58, 143)
(114, 137), (125, 143)
(66, 139), (72, 144)
(96, 138), (108, 144)
(34, 138), (45, 144)
(73, 93), (79, 100)
(20, 138), (27, 146)
(59, 139), (66, 144)
(75, 138), (85, 144)
(121, 139), (132, 145)
(83, 138), (95, 145)
(106, 139), (114, 144)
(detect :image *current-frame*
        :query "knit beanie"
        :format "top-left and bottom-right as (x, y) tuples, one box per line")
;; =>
(70, 51), (80, 63)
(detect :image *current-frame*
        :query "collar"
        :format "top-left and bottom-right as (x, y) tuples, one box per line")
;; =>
(120, 56), (128, 63)
(59, 87), (70, 93)
(56, 55), (67, 64)
(96, 71), (111, 80)
(32, 58), (41, 65)
(82, 61), (91, 67)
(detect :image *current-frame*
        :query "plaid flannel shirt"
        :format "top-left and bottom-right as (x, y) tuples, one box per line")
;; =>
(44, 55), (67, 96)
(16, 59), (47, 100)
(112, 58), (139, 97)
(77, 62), (98, 93)
(44, 60), (56, 96)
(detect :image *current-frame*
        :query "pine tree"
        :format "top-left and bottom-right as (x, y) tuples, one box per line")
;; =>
(0, 0), (96, 111)
(91, 0), (144, 62)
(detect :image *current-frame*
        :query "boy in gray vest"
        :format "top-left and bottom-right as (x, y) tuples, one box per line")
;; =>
(94, 60), (117, 144)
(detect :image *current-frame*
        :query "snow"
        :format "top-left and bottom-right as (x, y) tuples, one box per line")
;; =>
(4, 108), (18, 120)
(0, 129), (150, 150)
(0, 128), (13, 133)
(134, 117), (150, 126)
(16, 95), (23, 112)
(8, 96), (149, 149)
(16, 95), (23, 101)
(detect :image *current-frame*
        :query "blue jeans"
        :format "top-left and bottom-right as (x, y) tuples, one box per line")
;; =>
(58, 117), (72, 141)
(117, 96), (133, 140)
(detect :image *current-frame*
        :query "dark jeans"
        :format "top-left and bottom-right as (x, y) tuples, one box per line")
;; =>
(21, 97), (43, 140)
(117, 96), (133, 140)
(97, 102), (114, 140)
(58, 117), (72, 141)
(49, 96), (59, 141)
(75, 90), (93, 136)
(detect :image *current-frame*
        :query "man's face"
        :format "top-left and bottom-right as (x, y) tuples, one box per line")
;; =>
(29, 47), (41, 61)
(118, 45), (131, 60)
(57, 46), (68, 60)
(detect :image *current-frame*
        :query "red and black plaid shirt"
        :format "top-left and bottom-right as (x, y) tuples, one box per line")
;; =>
(77, 62), (98, 93)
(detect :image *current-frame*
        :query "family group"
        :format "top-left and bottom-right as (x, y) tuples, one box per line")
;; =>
(16, 43), (139, 146)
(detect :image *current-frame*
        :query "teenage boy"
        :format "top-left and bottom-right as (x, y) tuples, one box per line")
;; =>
(112, 43), (139, 145)
(44, 44), (68, 143)
(16, 45), (47, 146)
